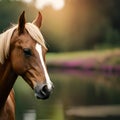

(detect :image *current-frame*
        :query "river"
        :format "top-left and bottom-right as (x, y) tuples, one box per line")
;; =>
(14, 69), (120, 120)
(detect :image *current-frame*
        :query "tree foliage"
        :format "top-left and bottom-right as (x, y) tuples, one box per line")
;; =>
(0, 0), (120, 52)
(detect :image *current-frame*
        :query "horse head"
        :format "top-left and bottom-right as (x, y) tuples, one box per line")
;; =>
(10, 11), (54, 99)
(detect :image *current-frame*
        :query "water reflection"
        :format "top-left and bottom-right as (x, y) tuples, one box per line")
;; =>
(14, 69), (120, 120)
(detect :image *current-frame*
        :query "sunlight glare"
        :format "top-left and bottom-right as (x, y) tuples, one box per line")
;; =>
(35, 0), (65, 10)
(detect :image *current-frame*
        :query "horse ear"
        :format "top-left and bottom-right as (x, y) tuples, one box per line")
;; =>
(18, 11), (26, 35)
(32, 12), (42, 28)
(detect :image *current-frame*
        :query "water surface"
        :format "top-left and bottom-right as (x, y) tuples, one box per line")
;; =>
(14, 69), (120, 120)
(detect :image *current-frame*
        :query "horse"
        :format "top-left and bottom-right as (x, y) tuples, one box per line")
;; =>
(0, 11), (54, 120)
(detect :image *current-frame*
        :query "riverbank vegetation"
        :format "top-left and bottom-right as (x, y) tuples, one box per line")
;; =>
(47, 48), (120, 72)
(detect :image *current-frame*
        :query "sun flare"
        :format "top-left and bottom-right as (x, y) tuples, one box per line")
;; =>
(22, 0), (65, 10)
(35, 0), (65, 10)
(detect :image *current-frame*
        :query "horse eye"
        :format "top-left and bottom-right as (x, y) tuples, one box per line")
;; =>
(23, 48), (32, 56)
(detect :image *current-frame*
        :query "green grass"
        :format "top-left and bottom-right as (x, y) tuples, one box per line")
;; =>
(46, 48), (120, 66)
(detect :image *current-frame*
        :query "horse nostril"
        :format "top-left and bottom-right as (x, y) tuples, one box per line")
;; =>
(35, 84), (51, 99)
(41, 85), (49, 96)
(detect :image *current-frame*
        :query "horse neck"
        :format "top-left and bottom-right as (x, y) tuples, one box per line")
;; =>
(0, 59), (17, 109)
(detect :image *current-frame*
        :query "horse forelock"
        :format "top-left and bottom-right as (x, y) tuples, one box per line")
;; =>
(25, 23), (47, 50)
(0, 23), (47, 64)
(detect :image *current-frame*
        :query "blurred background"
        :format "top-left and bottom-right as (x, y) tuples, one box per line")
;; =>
(1, 0), (120, 52)
(0, 0), (120, 120)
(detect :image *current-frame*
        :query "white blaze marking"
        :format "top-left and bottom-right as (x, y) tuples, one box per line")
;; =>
(36, 43), (52, 90)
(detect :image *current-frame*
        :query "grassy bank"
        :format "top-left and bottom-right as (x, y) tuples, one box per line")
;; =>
(46, 48), (120, 72)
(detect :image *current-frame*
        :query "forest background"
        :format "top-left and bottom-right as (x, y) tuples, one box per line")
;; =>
(0, 0), (120, 53)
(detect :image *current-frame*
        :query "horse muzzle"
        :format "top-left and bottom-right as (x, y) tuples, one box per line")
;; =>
(34, 83), (53, 99)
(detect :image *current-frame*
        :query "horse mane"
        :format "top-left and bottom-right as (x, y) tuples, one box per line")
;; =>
(0, 23), (47, 64)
